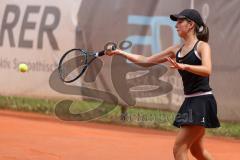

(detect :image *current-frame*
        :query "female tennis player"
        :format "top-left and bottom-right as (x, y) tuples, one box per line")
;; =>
(106, 9), (220, 160)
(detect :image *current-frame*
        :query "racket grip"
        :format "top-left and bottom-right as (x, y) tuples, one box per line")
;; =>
(97, 50), (105, 57)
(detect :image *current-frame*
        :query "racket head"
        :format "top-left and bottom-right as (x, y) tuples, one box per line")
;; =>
(58, 49), (88, 83)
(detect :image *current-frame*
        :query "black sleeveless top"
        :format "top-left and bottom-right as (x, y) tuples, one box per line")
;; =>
(176, 41), (212, 95)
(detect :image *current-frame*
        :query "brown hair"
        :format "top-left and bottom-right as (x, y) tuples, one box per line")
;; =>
(195, 24), (209, 42)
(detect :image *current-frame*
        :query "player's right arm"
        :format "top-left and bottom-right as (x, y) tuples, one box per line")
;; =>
(106, 45), (180, 67)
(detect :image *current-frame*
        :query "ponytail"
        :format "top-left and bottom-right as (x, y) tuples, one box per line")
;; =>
(196, 24), (209, 42)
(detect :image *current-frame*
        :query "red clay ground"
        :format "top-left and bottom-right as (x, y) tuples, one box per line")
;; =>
(0, 110), (239, 160)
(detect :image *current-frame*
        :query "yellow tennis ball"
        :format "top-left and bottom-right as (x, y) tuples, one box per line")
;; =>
(19, 63), (28, 72)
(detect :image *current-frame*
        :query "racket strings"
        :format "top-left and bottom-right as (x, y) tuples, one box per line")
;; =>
(59, 50), (87, 82)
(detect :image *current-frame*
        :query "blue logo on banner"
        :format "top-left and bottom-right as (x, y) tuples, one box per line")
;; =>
(126, 15), (180, 54)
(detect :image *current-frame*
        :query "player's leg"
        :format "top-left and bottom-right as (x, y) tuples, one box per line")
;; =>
(190, 129), (214, 160)
(173, 125), (205, 160)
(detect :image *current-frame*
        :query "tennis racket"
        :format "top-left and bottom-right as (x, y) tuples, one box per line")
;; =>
(58, 42), (117, 83)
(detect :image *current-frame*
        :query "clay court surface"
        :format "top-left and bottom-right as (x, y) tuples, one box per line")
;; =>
(0, 110), (240, 160)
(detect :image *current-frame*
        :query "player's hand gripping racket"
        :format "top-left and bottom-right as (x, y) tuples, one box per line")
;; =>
(58, 42), (117, 83)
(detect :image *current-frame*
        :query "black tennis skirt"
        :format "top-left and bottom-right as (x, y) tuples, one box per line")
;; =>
(173, 94), (220, 128)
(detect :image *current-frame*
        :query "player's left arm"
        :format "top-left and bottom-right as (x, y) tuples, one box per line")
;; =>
(166, 41), (212, 77)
